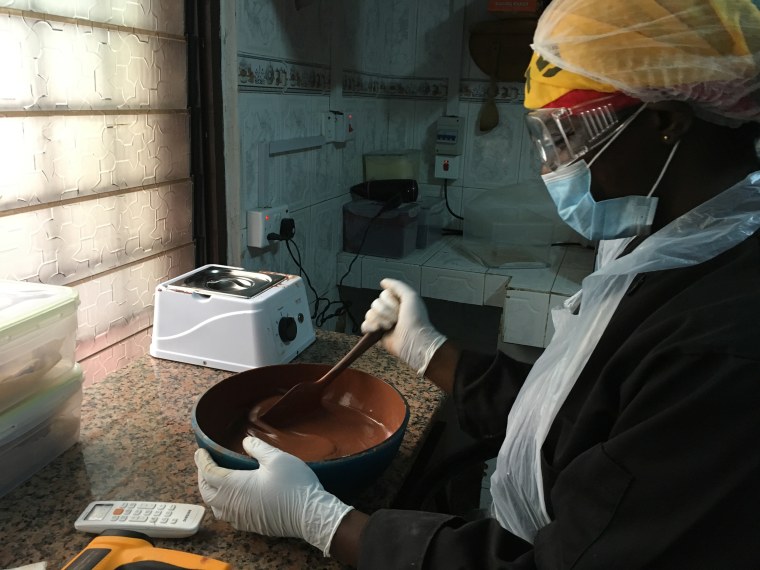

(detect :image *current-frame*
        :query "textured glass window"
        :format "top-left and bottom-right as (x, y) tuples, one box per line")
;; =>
(0, 3), (194, 384)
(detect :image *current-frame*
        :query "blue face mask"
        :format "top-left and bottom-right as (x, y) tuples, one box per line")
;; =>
(541, 105), (680, 241)
(541, 160), (660, 241)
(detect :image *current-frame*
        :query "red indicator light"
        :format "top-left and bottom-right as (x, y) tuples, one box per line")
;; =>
(265, 215), (270, 221)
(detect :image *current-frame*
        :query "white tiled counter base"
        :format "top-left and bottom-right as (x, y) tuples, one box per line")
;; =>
(337, 237), (595, 348)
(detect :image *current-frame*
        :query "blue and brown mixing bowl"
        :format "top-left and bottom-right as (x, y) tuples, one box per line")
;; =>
(192, 363), (409, 500)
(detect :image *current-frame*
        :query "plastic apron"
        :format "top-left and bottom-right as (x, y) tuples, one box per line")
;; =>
(594, 237), (634, 271)
(490, 172), (760, 543)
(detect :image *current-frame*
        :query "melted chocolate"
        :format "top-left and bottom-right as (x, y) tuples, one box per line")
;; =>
(243, 397), (392, 462)
(194, 363), (407, 464)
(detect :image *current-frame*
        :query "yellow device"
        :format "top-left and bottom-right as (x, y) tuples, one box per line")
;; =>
(62, 530), (232, 569)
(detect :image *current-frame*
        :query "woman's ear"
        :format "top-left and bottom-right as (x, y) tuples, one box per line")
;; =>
(648, 101), (693, 145)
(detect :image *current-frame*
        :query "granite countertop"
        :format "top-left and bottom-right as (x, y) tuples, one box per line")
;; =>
(0, 330), (445, 569)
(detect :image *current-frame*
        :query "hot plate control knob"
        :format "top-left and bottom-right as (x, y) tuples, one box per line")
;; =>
(278, 316), (298, 342)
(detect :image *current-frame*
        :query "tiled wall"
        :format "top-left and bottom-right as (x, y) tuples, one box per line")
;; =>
(233, 0), (553, 331)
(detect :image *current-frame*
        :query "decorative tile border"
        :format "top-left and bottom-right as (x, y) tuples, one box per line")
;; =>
(342, 70), (448, 100)
(460, 80), (525, 104)
(238, 54), (525, 103)
(238, 54), (331, 94)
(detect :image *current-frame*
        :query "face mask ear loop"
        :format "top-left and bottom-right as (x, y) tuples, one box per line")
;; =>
(646, 140), (680, 198)
(588, 103), (648, 168)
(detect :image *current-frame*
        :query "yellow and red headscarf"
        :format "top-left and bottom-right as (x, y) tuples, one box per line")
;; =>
(524, 0), (760, 124)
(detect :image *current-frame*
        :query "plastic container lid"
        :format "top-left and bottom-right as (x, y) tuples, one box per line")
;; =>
(417, 196), (444, 212)
(0, 363), (83, 449)
(0, 281), (79, 340)
(364, 149), (421, 181)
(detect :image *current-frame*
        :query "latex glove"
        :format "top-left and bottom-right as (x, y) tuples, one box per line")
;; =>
(194, 437), (353, 556)
(361, 278), (447, 375)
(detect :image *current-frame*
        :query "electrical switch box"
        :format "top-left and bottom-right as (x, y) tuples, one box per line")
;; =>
(435, 155), (461, 180)
(336, 111), (356, 143)
(435, 116), (463, 156)
(247, 205), (289, 248)
(322, 111), (356, 143)
(322, 112), (337, 142)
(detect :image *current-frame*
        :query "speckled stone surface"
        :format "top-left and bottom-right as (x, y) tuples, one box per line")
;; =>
(0, 330), (444, 569)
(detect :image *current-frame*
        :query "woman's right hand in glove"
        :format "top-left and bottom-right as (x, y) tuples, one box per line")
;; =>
(361, 278), (447, 375)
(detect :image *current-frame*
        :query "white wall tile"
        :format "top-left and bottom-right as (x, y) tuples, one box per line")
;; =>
(421, 266), (485, 305)
(484, 274), (511, 308)
(462, 101), (524, 189)
(461, 0), (492, 79)
(340, 99), (390, 190)
(415, 0), (456, 77)
(362, 258), (422, 291)
(385, 0), (419, 77)
(424, 240), (488, 273)
(237, 0), (288, 58)
(342, 0), (418, 76)
(313, 97), (345, 201)
(283, 1), (331, 65)
(387, 100), (418, 151)
(487, 246), (564, 293)
(307, 196), (347, 296)
(502, 289), (550, 347)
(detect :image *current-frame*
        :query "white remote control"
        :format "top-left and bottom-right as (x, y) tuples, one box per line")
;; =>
(74, 500), (205, 538)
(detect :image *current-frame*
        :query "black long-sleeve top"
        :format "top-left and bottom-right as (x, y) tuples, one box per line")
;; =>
(358, 232), (760, 569)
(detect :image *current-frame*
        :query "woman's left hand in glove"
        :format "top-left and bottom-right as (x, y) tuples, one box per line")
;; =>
(194, 436), (353, 556)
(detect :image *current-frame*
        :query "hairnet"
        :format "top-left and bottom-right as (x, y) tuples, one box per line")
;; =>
(524, 0), (760, 124)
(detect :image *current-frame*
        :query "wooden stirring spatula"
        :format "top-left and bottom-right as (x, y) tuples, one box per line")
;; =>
(257, 329), (386, 427)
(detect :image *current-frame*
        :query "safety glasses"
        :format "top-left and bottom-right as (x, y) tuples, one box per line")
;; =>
(525, 96), (641, 171)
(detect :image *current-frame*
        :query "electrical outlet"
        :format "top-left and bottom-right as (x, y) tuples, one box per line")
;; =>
(322, 111), (355, 143)
(322, 111), (337, 143)
(434, 155), (461, 180)
(343, 111), (356, 142)
(333, 111), (356, 143)
(247, 205), (289, 248)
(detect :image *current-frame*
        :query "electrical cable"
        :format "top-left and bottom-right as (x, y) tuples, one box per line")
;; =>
(271, 199), (401, 331)
(268, 220), (325, 323)
(327, 201), (396, 331)
(282, 236), (348, 327)
(443, 179), (464, 220)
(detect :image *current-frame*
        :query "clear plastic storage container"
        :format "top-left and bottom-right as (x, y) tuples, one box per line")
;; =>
(461, 182), (557, 268)
(343, 200), (419, 258)
(0, 364), (83, 497)
(0, 281), (79, 414)
(416, 197), (445, 249)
